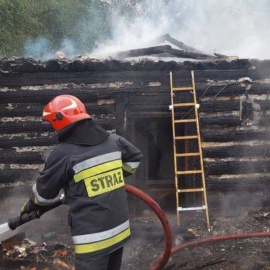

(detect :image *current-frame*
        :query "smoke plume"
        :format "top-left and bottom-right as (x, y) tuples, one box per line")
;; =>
(24, 0), (270, 60)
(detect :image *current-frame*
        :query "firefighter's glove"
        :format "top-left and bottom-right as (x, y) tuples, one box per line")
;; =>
(21, 200), (42, 216)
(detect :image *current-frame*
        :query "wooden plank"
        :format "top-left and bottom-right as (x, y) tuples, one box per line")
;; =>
(0, 103), (115, 117)
(205, 159), (270, 175)
(200, 115), (241, 126)
(1, 69), (270, 88)
(203, 144), (269, 158)
(201, 129), (270, 142)
(200, 100), (240, 112)
(114, 92), (128, 136)
(0, 119), (115, 134)
(0, 150), (46, 164)
(0, 89), (111, 104)
(0, 169), (40, 184)
(113, 45), (216, 60)
(0, 133), (57, 148)
(207, 174), (270, 192)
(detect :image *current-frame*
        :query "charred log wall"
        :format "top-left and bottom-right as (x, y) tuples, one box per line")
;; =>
(1, 58), (270, 209)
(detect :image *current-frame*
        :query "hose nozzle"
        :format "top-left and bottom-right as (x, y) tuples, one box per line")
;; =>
(8, 196), (65, 230)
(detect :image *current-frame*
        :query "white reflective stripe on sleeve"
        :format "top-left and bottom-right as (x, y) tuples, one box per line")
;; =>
(72, 220), (130, 244)
(32, 183), (59, 204)
(124, 162), (140, 169)
(73, 151), (122, 174)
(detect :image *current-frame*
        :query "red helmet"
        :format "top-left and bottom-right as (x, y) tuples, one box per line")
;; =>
(42, 95), (91, 130)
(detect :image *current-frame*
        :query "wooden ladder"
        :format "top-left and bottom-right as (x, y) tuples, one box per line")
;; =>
(169, 70), (210, 231)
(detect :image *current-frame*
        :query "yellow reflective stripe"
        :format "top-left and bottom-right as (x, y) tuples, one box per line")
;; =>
(21, 202), (27, 212)
(122, 163), (136, 174)
(84, 168), (124, 197)
(75, 228), (131, 254)
(74, 160), (122, 182)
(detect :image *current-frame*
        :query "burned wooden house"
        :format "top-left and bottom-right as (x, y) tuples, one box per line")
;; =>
(1, 35), (270, 223)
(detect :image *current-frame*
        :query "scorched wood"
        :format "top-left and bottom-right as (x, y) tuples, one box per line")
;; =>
(0, 103), (115, 117)
(0, 134), (58, 148)
(201, 128), (270, 142)
(0, 89), (109, 104)
(203, 144), (269, 158)
(0, 119), (115, 134)
(0, 169), (40, 184)
(1, 68), (270, 88)
(207, 173), (270, 192)
(200, 115), (241, 126)
(0, 150), (46, 164)
(205, 159), (270, 175)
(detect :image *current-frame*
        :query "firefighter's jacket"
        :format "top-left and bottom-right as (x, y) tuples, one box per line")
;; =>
(30, 120), (143, 256)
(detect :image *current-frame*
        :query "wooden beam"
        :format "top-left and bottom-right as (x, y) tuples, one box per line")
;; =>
(205, 159), (270, 175)
(1, 68), (270, 88)
(0, 103), (115, 117)
(0, 119), (115, 134)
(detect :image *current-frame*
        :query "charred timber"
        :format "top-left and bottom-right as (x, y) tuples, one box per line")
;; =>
(166, 48), (217, 60)
(0, 90), (112, 104)
(0, 64), (265, 87)
(207, 174), (270, 192)
(0, 119), (115, 134)
(199, 100), (240, 112)
(114, 45), (172, 58)
(200, 115), (241, 126)
(114, 92), (128, 136)
(203, 145), (270, 158)
(1, 84), (263, 102)
(0, 135), (58, 148)
(201, 129), (270, 142)
(0, 103), (115, 117)
(205, 159), (270, 175)
(113, 45), (217, 60)
(152, 34), (204, 54)
(0, 169), (39, 184)
(0, 150), (45, 164)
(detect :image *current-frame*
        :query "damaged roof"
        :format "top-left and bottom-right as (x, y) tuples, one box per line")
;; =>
(1, 34), (269, 73)
(102, 34), (239, 62)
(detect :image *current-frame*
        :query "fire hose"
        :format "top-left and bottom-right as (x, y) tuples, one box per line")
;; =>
(7, 185), (270, 270)
(125, 184), (173, 270)
(7, 185), (173, 270)
(170, 231), (270, 256)
(125, 186), (270, 269)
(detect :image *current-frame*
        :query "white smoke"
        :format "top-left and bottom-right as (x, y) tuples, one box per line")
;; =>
(92, 0), (270, 59)
(24, 37), (54, 60)
(24, 0), (270, 60)
(24, 37), (77, 60)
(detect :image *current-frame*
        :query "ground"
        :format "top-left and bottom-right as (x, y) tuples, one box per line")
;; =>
(122, 205), (270, 270)
(2, 199), (270, 269)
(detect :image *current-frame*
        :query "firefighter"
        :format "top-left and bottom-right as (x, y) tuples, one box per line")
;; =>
(20, 95), (143, 270)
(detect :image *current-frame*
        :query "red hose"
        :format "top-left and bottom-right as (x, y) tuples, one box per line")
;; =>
(125, 184), (172, 270)
(126, 185), (270, 269)
(171, 232), (270, 255)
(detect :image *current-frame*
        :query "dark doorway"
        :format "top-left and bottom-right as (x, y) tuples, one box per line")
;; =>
(134, 117), (185, 186)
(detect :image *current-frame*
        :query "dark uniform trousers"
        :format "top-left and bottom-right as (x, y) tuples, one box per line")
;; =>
(75, 247), (124, 270)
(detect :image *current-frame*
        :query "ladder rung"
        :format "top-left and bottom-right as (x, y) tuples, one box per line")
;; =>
(176, 152), (200, 157)
(178, 188), (204, 193)
(178, 205), (207, 211)
(173, 103), (195, 107)
(175, 135), (198, 140)
(174, 119), (197, 123)
(176, 170), (202, 175)
(172, 87), (193, 91)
